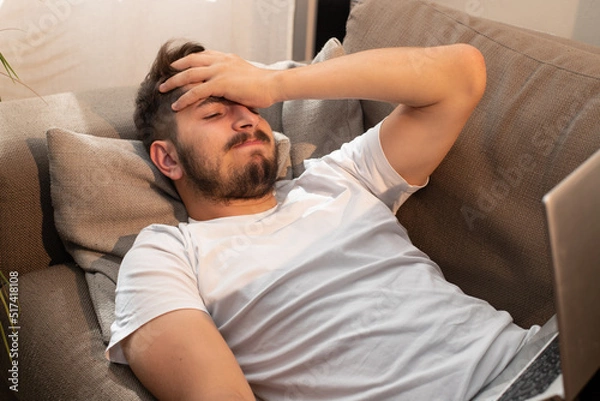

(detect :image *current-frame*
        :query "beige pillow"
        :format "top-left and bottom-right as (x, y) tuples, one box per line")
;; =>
(47, 128), (291, 342)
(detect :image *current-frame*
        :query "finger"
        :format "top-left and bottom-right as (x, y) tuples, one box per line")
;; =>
(169, 49), (225, 72)
(169, 50), (212, 70)
(159, 52), (221, 93)
(159, 67), (209, 93)
(171, 85), (210, 111)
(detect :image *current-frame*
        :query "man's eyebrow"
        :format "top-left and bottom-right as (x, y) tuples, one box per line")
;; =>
(196, 96), (234, 108)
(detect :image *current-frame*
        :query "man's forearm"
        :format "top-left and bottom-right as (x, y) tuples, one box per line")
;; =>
(159, 44), (484, 113)
(269, 44), (485, 109)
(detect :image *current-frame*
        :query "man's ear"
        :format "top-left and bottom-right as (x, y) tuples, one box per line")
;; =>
(149, 140), (183, 180)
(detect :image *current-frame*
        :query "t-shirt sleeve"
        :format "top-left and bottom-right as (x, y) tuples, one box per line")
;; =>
(306, 120), (428, 213)
(105, 224), (208, 364)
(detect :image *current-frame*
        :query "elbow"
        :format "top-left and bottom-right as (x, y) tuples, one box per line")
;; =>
(459, 44), (487, 106)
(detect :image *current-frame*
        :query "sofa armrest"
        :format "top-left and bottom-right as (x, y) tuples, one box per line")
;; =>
(0, 87), (139, 278)
(0, 264), (155, 401)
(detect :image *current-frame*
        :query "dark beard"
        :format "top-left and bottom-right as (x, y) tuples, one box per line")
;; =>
(175, 131), (278, 203)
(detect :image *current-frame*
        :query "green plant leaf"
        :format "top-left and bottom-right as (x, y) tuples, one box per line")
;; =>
(0, 52), (19, 81)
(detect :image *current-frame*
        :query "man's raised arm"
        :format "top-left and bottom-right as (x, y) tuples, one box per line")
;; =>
(160, 44), (486, 185)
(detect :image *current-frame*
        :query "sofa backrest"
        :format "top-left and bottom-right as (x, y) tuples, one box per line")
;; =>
(0, 87), (138, 276)
(344, 0), (600, 327)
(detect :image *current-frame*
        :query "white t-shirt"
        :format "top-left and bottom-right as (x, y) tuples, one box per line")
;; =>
(107, 122), (537, 401)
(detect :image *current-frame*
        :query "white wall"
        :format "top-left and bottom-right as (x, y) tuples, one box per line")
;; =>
(429, 0), (600, 47)
(0, 0), (297, 101)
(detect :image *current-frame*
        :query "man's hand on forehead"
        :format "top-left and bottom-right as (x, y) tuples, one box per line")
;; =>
(158, 49), (279, 112)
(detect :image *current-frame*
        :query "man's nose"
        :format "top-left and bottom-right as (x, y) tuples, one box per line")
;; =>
(232, 105), (260, 131)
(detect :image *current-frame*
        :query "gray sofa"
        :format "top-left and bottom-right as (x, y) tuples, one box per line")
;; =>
(1, 0), (599, 400)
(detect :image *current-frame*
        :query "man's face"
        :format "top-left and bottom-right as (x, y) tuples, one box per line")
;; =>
(173, 96), (278, 202)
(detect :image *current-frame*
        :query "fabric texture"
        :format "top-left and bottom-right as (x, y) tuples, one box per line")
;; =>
(47, 128), (291, 343)
(108, 123), (536, 401)
(343, 0), (600, 328)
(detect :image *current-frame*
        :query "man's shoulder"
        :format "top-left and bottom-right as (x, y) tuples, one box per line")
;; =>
(121, 222), (193, 271)
(132, 222), (190, 250)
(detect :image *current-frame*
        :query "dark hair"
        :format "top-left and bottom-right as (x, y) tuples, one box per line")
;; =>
(134, 40), (206, 154)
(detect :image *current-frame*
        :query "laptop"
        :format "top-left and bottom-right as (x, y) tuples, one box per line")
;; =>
(472, 148), (600, 401)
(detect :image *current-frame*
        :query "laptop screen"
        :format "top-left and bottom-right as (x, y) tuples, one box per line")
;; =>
(543, 148), (600, 400)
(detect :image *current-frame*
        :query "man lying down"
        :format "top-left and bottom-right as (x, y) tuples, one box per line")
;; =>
(105, 40), (540, 401)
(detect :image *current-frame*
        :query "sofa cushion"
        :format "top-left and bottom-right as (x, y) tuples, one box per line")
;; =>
(343, 0), (600, 327)
(47, 128), (291, 342)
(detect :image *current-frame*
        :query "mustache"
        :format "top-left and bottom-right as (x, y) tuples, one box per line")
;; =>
(224, 130), (271, 151)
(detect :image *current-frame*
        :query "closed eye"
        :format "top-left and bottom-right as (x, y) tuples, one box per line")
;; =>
(203, 112), (222, 120)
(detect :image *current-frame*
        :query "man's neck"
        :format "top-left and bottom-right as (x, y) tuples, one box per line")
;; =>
(185, 191), (278, 221)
